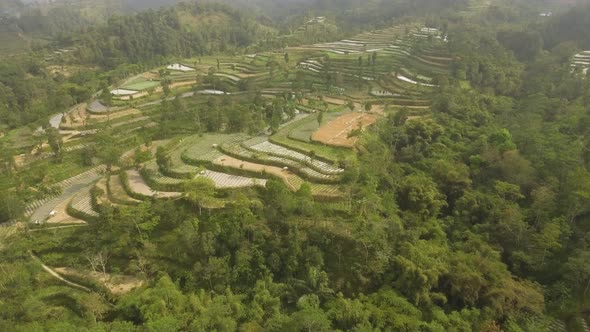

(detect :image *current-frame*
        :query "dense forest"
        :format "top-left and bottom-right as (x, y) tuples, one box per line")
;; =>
(1, 0), (590, 331)
(75, 3), (279, 67)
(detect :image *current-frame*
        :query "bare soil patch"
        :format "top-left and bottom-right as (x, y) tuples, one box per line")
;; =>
(170, 80), (197, 89)
(143, 72), (159, 80)
(312, 112), (379, 148)
(322, 97), (348, 105)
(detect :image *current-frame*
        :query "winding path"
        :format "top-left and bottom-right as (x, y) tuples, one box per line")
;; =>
(30, 252), (91, 292)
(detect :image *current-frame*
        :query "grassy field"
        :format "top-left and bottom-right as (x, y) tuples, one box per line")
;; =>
(121, 80), (160, 91)
(2, 126), (35, 150)
(0, 151), (93, 191)
(0, 32), (29, 55)
(182, 134), (250, 164)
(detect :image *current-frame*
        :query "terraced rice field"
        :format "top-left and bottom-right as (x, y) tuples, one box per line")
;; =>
(143, 161), (185, 190)
(214, 73), (241, 82)
(271, 117), (353, 163)
(220, 142), (340, 182)
(292, 23), (449, 111)
(125, 170), (182, 199)
(182, 134), (250, 164)
(396, 74), (437, 87)
(28, 22), (455, 213)
(140, 144), (268, 191)
(572, 51), (590, 76)
(94, 178), (110, 207)
(69, 186), (100, 218)
(61, 107), (143, 130)
(121, 81), (160, 91)
(108, 175), (141, 205)
(213, 155), (340, 197)
(169, 80), (197, 89)
(288, 115), (322, 142)
(197, 169), (267, 189)
(246, 141), (344, 174)
(312, 112), (379, 148)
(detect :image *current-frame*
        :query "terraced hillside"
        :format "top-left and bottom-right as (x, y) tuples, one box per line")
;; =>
(24, 20), (456, 224)
(291, 24), (451, 111)
(572, 51), (590, 76)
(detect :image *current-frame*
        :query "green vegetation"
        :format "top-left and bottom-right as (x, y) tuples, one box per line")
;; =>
(121, 80), (160, 91)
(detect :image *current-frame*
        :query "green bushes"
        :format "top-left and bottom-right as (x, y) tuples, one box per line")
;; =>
(66, 202), (100, 223)
(118, 171), (149, 201)
(139, 168), (185, 192)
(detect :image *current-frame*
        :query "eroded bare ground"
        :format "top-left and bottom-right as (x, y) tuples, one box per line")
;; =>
(312, 112), (379, 148)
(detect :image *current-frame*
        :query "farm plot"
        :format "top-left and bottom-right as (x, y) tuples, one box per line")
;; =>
(107, 175), (140, 205)
(214, 154), (303, 191)
(169, 80), (197, 89)
(271, 119), (353, 163)
(311, 112), (379, 148)
(125, 170), (182, 199)
(396, 74), (437, 87)
(121, 80), (160, 91)
(111, 89), (138, 96)
(214, 73), (241, 82)
(289, 111), (352, 142)
(220, 142), (340, 182)
(182, 134), (250, 164)
(246, 141), (344, 174)
(198, 169), (267, 189)
(69, 186), (100, 219)
(572, 51), (590, 76)
(143, 161), (185, 190)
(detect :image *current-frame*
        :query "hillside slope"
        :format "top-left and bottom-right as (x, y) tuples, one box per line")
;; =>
(73, 2), (279, 67)
(543, 3), (590, 48)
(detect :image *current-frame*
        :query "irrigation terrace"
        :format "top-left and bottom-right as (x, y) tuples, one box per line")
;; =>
(26, 21), (454, 223)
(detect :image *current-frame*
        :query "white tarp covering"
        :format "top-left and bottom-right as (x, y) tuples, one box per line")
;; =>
(111, 89), (138, 96)
(167, 63), (195, 72)
(198, 89), (225, 95)
(397, 74), (437, 87)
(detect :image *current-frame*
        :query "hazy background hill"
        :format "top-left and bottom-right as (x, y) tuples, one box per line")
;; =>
(543, 2), (590, 48)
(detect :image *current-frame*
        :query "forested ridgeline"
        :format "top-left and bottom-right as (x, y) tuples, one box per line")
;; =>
(0, 0), (462, 131)
(0, 2), (277, 130)
(74, 2), (280, 67)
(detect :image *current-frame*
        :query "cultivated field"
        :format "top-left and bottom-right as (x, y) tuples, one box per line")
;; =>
(121, 80), (160, 91)
(311, 112), (379, 148)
